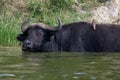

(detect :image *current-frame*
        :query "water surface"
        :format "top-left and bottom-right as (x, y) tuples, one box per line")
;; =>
(0, 47), (120, 80)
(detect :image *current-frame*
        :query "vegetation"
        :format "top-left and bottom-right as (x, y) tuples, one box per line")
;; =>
(0, 0), (106, 46)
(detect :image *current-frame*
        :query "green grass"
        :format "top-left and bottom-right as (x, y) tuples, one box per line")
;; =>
(0, 13), (21, 46)
(0, 0), (105, 46)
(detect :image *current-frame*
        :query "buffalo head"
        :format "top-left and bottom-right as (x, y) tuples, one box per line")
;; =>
(17, 18), (62, 52)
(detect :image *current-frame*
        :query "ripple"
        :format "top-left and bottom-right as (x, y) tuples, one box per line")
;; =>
(91, 77), (96, 80)
(72, 76), (79, 79)
(73, 72), (87, 75)
(62, 74), (68, 77)
(0, 73), (15, 77)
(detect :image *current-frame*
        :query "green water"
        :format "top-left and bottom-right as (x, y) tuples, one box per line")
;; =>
(0, 47), (120, 80)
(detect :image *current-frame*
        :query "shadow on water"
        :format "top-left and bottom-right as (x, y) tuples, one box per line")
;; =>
(0, 47), (120, 80)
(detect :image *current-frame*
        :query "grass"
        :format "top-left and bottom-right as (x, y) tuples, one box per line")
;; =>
(0, 0), (106, 46)
(0, 13), (21, 46)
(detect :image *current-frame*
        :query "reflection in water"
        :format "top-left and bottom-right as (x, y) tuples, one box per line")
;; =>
(0, 47), (120, 80)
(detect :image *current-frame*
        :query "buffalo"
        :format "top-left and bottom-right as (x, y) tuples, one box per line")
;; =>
(17, 19), (120, 52)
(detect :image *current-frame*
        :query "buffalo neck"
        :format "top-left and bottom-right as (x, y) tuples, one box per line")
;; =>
(42, 38), (59, 51)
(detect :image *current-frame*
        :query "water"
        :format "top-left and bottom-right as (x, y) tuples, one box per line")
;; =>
(0, 47), (120, 80)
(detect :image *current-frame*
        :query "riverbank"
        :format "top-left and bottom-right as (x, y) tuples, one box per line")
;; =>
(0, 0), (105, 46)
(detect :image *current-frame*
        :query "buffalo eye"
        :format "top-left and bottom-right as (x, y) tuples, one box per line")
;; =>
(36, 31), (43, 37)
(36, 33), (41, 36)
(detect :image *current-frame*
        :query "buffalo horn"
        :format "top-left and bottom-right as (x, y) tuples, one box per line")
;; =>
(92, 19), (96, 30)
(57, 17), (62, 30)
(21, 18), (31, 32)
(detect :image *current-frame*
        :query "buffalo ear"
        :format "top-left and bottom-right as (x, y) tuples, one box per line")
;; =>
(46, 30), (57, 41)
(17, 34), (27, 42)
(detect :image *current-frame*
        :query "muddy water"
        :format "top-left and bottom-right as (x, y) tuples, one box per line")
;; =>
(0, 47), (120, 80)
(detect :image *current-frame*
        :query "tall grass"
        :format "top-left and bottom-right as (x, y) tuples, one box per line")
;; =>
(0, 12), (21, 46)
(0, 0), (105, 46)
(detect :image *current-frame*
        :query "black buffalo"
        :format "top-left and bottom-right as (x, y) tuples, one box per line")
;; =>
(17, 19), (120, 52)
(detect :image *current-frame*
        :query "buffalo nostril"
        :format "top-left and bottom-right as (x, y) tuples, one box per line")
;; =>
(27, 41), (31, 45)
(23, 40), (33, 49)
(26, 40), (32, 47)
